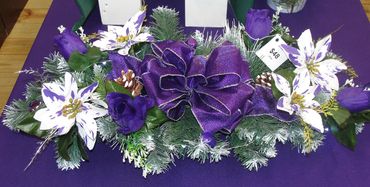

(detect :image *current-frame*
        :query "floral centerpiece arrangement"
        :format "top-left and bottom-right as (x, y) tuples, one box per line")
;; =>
(3, 6), (369, 177)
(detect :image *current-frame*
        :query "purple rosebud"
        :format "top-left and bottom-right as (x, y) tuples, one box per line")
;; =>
(201, 132), (217, 148)
(186, 37), (198, 48)
(336, 86), (370, 113)
(106, 93), (154, 134)
(245, 9), (272, 40)
(54, 30), (88, 59)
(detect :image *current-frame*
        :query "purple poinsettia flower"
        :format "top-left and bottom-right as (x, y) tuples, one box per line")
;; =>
(337, 85), (370, 113)
(280, 29), (347, 93)
(245, 9), (272, 40)
(106, 93), (154, 134)
(54, 26), (88, 59)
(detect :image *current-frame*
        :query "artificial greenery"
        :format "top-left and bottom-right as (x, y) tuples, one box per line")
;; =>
(150, 6), (185, 41)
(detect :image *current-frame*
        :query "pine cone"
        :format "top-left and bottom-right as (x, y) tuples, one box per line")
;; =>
(114, 69), (143, 97)
(255, 72), (273, 87)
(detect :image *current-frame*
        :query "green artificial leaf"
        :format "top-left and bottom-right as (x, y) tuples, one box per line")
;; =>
(56, 127), (77, 161)
(145, 107), (168, 129)
(134, 43), (152, 60)
(105, 81), (131, 96)
(331, 107), (351, 128)
(281, 33), (296, 44)
(77, 135), (89, 161)
(326, 116), (357, 150)
(351, 110), (370, 123)
(16, 114), (49, 138)
(68, 47), (106, 71)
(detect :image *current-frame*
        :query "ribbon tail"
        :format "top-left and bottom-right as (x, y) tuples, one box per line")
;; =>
(191, 93), (242, 134)
(247, 85), (297, 122)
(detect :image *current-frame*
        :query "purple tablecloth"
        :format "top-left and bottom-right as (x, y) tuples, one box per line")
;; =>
(1, 0), (369, 186)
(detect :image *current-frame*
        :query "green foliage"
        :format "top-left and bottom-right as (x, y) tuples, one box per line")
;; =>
(68, 47), (107, 72)
(43, 52), (70, 77)
(133, 42), (152, 60)
(93, 65), (108, 99)
(145, 107), (168, 129)
(326, 110), (370, 150)
(56, 127), (88, 161)
(244, 40), (270, 79)
(192, 30), (221, 56)
(326, 116), (356, 150)
(222, 23), (247, 60)
(55, 127), (88, 170)
(230, 115), (324, 171)
(287, 121), (324, 154)
(331, 108), (351, 127)
(271, 10), (296, 44)
(150, 6), (184, 41)
(105, 80), (131, 96)
(230, 116), (289, 170)
(3, 100), (47, 138)
(17, 115), (48, 138)
(97, 116), (118, 142)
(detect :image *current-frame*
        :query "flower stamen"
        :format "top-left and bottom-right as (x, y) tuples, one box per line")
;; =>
(62, 98), (82, 119)
(307, 61), (319, 75)
(291, 92), (305, 108)
(116, 35), (133, 43)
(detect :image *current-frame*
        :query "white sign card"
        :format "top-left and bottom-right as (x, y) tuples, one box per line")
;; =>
(99, 0), (142, 25)
(256, 35), (289, 72)
(185, 0), (228, 27)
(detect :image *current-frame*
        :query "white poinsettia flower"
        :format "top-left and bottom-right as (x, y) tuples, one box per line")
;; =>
(280, 29), (347, 93)
(34, 72), (107, 150)
(272, 72), (324, 133)
(93, 9), (154, 55)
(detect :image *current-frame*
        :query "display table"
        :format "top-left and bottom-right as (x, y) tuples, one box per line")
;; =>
(1, 0), (369, 186)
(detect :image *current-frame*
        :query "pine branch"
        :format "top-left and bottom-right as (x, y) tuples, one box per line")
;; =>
(244, 40), (270, 79)
(55, 131), (87, 170)
(193, 30), (221, 56)
(42, 52), (70, 77)
(2, 100), (32, 131)
(150, 6), (184, 41)
(230, 116), (289, 171)
(288, 122), (325, 154)
(222, 22), (248, 60)
(97, 116), (118, 142)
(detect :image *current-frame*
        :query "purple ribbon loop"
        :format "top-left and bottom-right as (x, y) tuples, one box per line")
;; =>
(142, 41), (255, 134)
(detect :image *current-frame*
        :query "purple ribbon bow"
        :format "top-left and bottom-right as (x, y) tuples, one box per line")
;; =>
(142, 41), (254, 136)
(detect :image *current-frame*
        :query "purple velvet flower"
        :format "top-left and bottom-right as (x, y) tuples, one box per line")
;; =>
(54, 29), (87, 59)
(337, 86), (370, 113)
(245, 9), (272, 40)
(106, 93), (154, 134)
